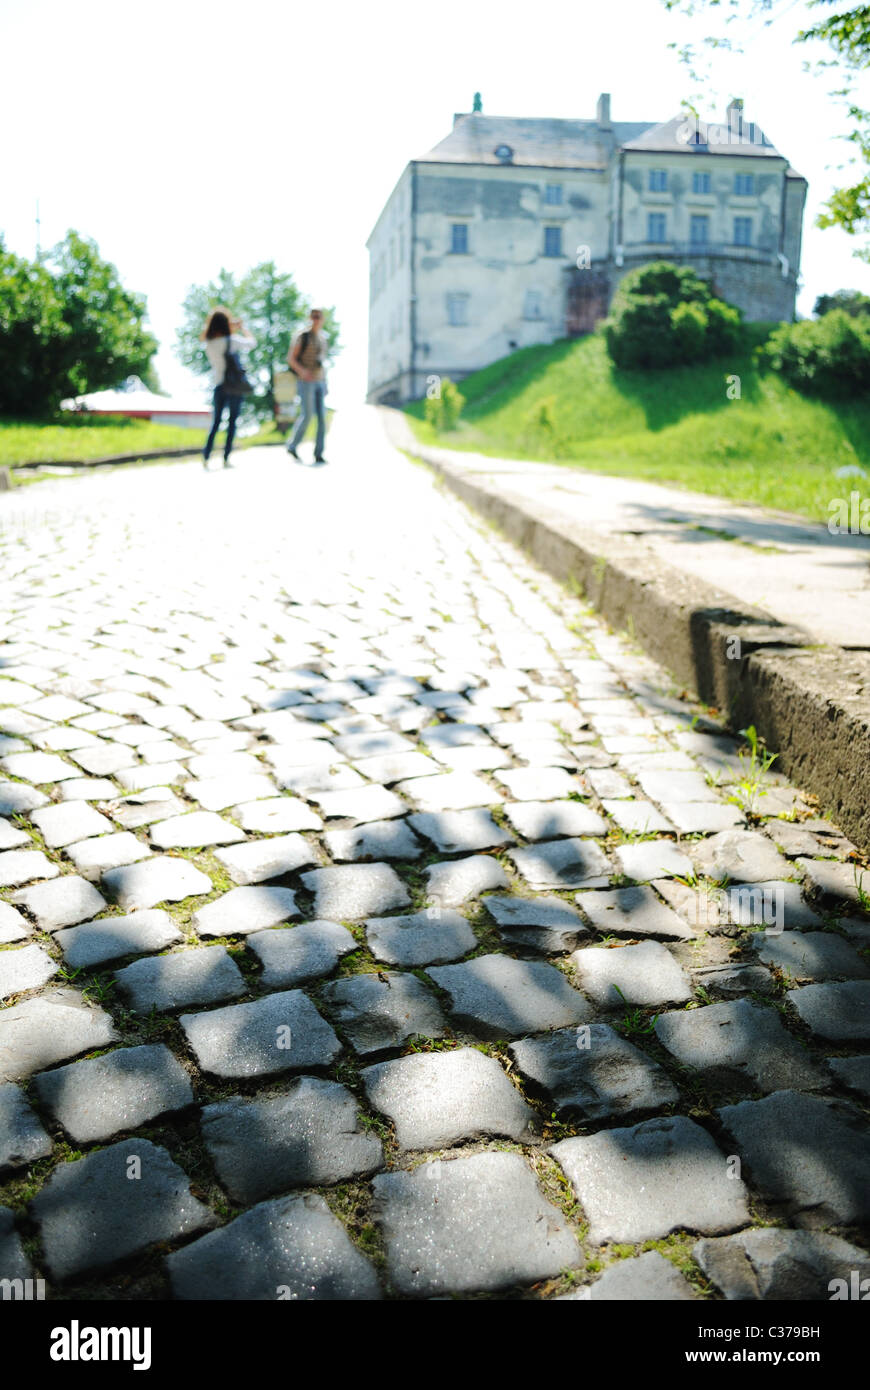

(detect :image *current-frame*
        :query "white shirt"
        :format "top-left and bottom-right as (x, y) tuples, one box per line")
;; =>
(204, 332), (256, 386)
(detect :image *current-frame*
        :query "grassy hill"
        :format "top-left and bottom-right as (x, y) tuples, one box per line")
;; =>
(404, 327), (870, 522)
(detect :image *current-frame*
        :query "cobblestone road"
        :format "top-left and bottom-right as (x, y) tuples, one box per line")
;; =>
(1, 409), (869, 1300)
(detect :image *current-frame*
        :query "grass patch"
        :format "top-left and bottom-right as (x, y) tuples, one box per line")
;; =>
(1, 414), (283, 468)
(404, 328), (870, 522)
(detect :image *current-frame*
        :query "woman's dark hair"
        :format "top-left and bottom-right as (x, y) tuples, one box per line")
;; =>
(203, 308), (231, 340)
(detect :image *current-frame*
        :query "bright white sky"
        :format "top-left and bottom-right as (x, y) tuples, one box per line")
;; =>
(3, 0), (869, 408)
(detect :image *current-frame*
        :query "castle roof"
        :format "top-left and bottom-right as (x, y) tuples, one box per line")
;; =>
(622, 113), (785, 158)
(417, 113), (655, 170)
(417, 110), (794, 169)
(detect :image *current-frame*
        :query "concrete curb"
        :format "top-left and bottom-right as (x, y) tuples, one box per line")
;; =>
(382, 408), (870, 851)
(10, 440), (285, 473)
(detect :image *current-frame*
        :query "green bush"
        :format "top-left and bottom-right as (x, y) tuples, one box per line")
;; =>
(813, 290), (870, 319)
(424, 376), (465, 431)
(762, 310), (870, 397)
(604, 260), (743, 369)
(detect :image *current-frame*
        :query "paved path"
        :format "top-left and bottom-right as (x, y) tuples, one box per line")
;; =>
(0, 408), (868, 1301)
(384, 419), (870, 650)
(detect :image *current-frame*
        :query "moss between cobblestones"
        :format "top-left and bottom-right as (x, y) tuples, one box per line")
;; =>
(0, 1140), (84, 1211)
(464, 905), (502, 956)
(324, 1181), (388, 1272)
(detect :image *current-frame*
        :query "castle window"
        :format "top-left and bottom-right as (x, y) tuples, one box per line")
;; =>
(648, 169), (668, 192)
(690, 214), (710, 246)
(543, 226), (563, 257)
(734, 216), (753, 245)
(692, 171), (711, 195)
(524, 290), (543, 319)
(449, 223), (469, 254)
(647, 212), (667, 241)
(447, 293), (469, 326)
(734, 173), (755, 196)
(544, 184), (563, 205)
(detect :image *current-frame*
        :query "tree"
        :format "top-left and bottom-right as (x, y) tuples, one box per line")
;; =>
(176, 262), (341, 417)
(663, 0), (870, 260)
(0, 237), (68, 415)
(814, 288), (870, 317)
(0, 231), (156, 416)
(43, 232), (157, 399)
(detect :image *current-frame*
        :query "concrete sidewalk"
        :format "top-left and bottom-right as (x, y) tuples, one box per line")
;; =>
(382, 413), (870, 651)
(380, 407), (870, 848)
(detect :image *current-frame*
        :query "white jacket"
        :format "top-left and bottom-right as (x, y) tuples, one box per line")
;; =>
(204, 332), (256, 386)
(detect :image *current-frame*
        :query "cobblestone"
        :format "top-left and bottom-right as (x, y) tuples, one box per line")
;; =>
(372, 1151), (580, 1296)
(654, 998), (827, 1093)
(787, 980), (870, 1042)
(167, 1193), (382, 1300)
(0, 1206), (31, 1280)
(1, 435), (866, 1301)
(571, 940), (693, 1008)
(694, 1228), (870, 1300)
(363, 1047), (537, 1149)
(30, 802), (114, 847)
(407, 808), (512, 853)
(214, 832), (317, 883)
(565, 1250), (698, 1300)
(365, 908), (476, 966)
(0, 988), (119, 1081)
(149, 811), (246, 849)
(10, 875), (106, 929)
(66, 831), (153, 880)
(429, 953), (590, 1038)
(180, 990), (341, 1077)
(200, 1078), (383, 1202)
(509, 837), (611, 889)
(0, 1081), (53, 1173)
(192, 884), (298, 937)
(0, 849), (60, 888)
(54, 909), (182, 968)
(115, 945), (246, 1012)
(577, 884), (695, 939)
(33, 1043), (194, 1142)
(31, 1138), (215, 1280)
(103, 857), (211, 911)
(300, 863), (410, 919)
(320, 971), (447, 1054)
(509, 1023), (678, 1120)
(247, 920), (355, 986)
(552, 1115), (751, 1243)
(718, 1091), (870, 1226)
(0, 942), (59, 1000)
(484, 893), (589, 952)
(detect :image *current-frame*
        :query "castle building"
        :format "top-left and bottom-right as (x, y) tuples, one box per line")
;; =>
(366, 95), (807, 402)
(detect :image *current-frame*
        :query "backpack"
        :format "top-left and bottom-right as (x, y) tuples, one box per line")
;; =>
(222, 337), (253, 397)
(287, 330), (310, 377)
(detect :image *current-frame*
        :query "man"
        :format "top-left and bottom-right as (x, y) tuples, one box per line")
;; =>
(287, 309), (328, 463)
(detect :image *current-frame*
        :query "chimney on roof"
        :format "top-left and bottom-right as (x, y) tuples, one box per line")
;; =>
(597, 92), (611, 130)
(726, 97), (744, 134)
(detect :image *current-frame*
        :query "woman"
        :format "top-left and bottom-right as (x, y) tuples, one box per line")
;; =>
(200, 308), (256, 469)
